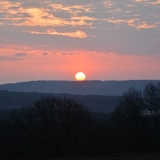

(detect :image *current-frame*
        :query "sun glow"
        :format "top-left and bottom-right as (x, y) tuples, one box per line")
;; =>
(75, 72), (86, 81)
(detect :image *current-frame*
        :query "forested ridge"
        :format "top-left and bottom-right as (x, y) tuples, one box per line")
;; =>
(0, 91), (119, 112)
(0, 80), (159, 95)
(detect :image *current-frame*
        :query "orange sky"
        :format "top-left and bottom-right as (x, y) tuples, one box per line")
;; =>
(0, 0), (160, 84)
(1, 46), (160, 84)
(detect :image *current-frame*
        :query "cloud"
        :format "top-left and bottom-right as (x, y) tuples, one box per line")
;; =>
(106, 18), (158, 29)
(27, 30), (88, 38)
(15, 53), (27, 57)
(0, 0), (160, 55)
(42, 52), (48, 55)
(0, 22), (4, 25)
(108, 52), (118, 58)
(61, 53), (74, 55)
(0, 2), (93, 28)
(104, 0), (114, 8)
(135, 0), (160, 4)
(0, 56), (21, 62)
(126, 19), (158, 29)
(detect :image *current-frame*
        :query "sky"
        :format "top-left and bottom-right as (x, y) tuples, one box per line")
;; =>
(0, 0), (160, 84)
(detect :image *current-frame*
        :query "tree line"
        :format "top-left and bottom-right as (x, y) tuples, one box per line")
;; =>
(0, 82), (160, 160)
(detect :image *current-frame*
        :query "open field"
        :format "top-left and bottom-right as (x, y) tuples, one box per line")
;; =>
(56, 155), (160, 160)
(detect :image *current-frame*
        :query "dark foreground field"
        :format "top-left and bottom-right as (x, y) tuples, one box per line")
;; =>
(56, 155), (160, 160)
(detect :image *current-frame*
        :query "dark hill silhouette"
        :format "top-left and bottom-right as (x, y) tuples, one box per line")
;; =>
(0, 90), (119, 112)
(0, 80), (159, 95)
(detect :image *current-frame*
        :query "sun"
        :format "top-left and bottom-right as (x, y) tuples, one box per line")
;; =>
(75, 72), (86, 81)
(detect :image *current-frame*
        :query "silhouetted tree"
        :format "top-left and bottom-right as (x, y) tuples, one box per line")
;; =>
(9, 96), (93, 159)
(142, 82), (160, 150)
(112, 87), (151, 154)
(143, 83), (160, 132)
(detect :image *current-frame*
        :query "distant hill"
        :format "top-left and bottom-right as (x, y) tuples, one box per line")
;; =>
(0, 91), (119, 112)
(0, 80), (159, 96)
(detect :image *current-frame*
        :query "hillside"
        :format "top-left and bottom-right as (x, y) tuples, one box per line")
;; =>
(0, 90), (119, 112)
(0, 80), (159, 96)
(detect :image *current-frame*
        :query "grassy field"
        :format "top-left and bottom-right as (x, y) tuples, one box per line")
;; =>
(57, 155), (160, 160)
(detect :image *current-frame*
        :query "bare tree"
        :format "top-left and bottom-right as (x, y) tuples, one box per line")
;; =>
(143, 82), (160, 133)
(112, 87), (148, 153)
(114, 87), (144, 120)
(10, 96), (93, 159)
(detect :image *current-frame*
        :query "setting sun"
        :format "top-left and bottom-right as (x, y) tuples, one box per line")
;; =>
(75, 72), (86, 81)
